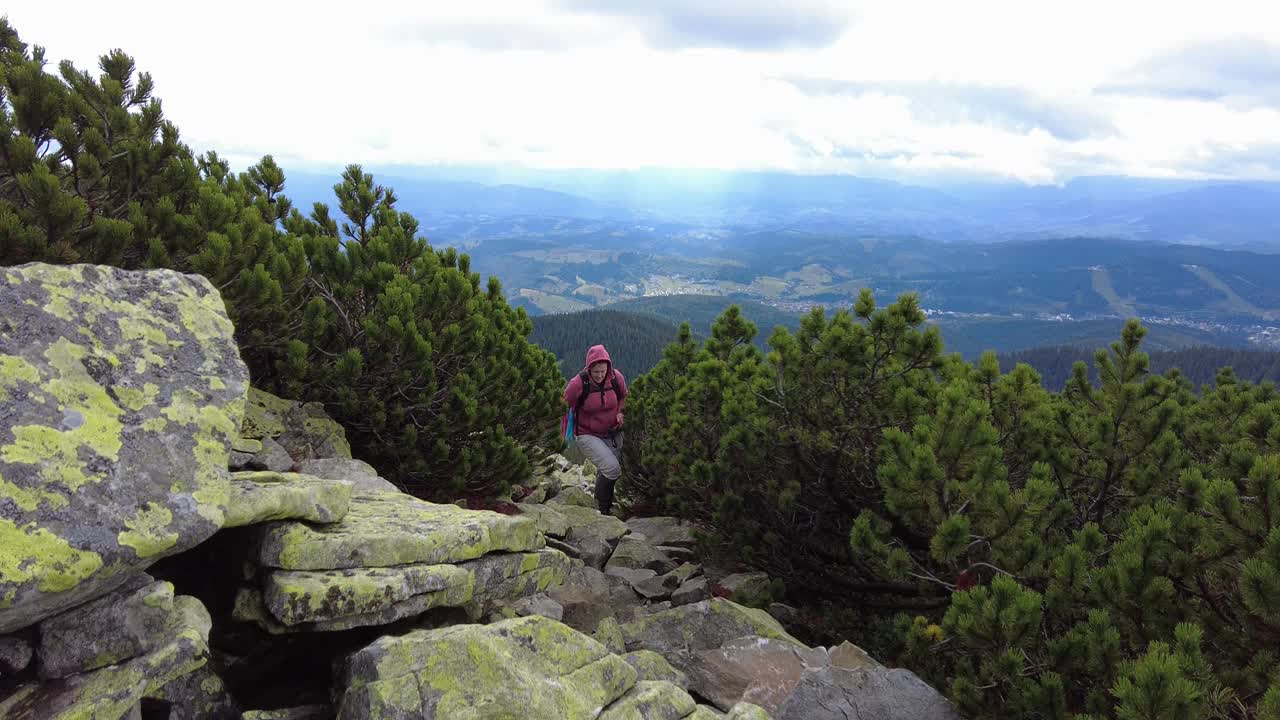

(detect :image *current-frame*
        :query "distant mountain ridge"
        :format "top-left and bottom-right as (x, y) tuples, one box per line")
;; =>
(284, 167), (1280, 251)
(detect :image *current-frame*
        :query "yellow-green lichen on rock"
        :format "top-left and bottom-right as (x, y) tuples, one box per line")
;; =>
(623, 650), (689, 688)
(255, 491), (543, 571)
(251, 548), (570, 632)
(336, 615), (637, 720)
(597, 680), (698, 720)
(0, 518), (104, 605)
(263, 562), (471, 627)
(223, 472), (352, 528)
(118, 503), (181, 559)
(240, 387), (292, 439)
(0, 263), (248, 633)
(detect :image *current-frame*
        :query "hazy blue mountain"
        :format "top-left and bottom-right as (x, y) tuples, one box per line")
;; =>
(309, 165), (1280, 250)
(284, 171), (630, 222)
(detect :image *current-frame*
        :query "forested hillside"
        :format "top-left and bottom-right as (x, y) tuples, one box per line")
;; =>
(530, 309), (682, 377)
(623, 297), (1280, 719)
(1001, 344), (1280, 390)
(603, 295), (802, 340)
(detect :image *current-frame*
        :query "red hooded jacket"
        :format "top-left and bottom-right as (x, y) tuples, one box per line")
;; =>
(563, 344), (627, 438)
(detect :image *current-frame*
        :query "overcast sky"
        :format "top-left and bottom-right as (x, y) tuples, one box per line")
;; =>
(7, 1), (1280, 184)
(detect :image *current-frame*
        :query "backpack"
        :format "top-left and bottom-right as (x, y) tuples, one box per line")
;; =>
(563, 369), (622, 442)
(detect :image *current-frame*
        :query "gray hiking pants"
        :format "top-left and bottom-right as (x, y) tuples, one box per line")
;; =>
(576, 431), (623, 514)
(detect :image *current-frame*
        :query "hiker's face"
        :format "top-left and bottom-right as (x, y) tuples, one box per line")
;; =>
(589, 362), (608, 383)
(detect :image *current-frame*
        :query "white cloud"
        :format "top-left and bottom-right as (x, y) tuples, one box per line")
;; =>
(5, 0), (1280, 183)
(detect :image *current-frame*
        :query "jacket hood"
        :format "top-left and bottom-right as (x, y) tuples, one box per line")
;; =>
(585, 344), (612, 373)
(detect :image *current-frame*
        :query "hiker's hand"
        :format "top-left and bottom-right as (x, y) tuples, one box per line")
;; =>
(616, 412), (624, 427)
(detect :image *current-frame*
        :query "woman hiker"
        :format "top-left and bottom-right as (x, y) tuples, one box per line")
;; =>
(563, 344), (627, 515)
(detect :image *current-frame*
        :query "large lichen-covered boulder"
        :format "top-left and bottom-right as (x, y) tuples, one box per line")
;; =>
(223, 471), (352, 528)
(0, 593), (213, 720)
(255, 491), (543, 571)
(0, 263), (247, 633)
(335, 615), (638, 719)
(620, 599), (804, 673)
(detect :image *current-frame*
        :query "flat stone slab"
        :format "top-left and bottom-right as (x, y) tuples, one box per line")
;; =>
(242, 549), (571, 632)
(223, 472), (351, 528)
(295, 458), (399, 495)
(263, 563), (470, 627)
(255, 491), (543, 570)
